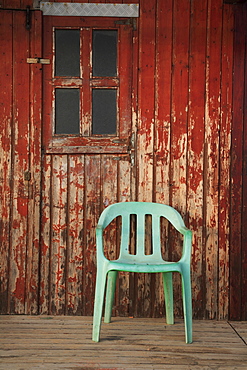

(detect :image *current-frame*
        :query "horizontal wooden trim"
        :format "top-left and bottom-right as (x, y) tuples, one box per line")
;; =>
(52, 78), (119, 87)
(43, 141), (130, 154)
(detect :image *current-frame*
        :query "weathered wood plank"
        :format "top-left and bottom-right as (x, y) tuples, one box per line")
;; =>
(229, 1), (246, 320)
(230, 321), (247, 344)
(1, 0), (21, 8)
(187, 0), (207, 319)
(0, 10), (13, 314)
(118, 159), (132, 316)
(9, 11), (30, 314)
(1, 0), (33, 8)
(137, 0), (155, 203)
(204, 0), (222, 319)
(152, 0), (173, 318)
(84, 155), (101, 315)
(101, 156), (119, 315)
(0, 317), (247, 370)
(50, 155), (68, 314)
(67, 155), (85, 314)
(241, 3), (247, 321)
(170, 0), (190, 317)
(154, 0), (172, 206)
(136, 0), (156, 319)
(26, 10), (42, 315)
(40, 155), (52, 314)
(218, 3), (234, 319)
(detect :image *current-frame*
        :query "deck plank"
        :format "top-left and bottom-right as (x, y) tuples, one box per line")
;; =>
(229, 321), (247, 344)
(0, 316), (246, 369)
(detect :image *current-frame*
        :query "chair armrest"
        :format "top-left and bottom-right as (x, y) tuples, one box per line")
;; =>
(180, 228), (192, 263)
(96, 225), (108, 262)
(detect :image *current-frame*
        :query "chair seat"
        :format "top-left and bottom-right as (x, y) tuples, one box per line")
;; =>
(106, 258), (183, 273)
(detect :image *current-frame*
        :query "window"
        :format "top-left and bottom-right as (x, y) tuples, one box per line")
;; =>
(43, 17), (134, 154)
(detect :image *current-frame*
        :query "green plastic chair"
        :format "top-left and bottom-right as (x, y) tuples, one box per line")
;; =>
(92, 202), (193, 343)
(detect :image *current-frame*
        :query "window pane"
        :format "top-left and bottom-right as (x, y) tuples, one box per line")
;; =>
(55, 29), (80, 77)
(93, 30), (117, 77)
(92, 89), (117, 135)
(55, 89), (80, 134)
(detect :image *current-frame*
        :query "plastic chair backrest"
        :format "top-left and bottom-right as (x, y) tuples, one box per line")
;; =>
(98, 202), (188, 264)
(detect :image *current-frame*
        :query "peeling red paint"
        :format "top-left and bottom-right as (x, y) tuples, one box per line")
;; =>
(13, 277), (25, 304)
(0, 0), (244, 321)
(17, 197), (28, 217)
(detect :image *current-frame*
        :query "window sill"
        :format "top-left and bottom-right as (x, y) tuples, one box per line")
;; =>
(43, 136), (130, 155)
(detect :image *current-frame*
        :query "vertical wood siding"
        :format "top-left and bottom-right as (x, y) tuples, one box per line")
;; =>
(187, 0), (207, 319)
(0, 0), (246, 320)
(230, 2), (247, 320)
(218, 3), (233, 320)
(0, 10), (13, 313)
(0, 9), (42, 314)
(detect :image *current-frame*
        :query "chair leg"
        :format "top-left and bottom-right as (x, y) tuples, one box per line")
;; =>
(92, 268), (107, 342)
(181, 268), (193, 344)
(162, 272), (174, 325)
(104, 270), (118, 323)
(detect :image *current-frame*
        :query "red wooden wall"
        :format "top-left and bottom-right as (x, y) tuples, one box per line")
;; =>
(0, 7), (42, 314)
(230, 1), (247, 320)
(0, 0), (246, 320)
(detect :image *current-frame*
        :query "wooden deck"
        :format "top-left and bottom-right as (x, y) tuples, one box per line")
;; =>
(0, 316), (247, 369)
